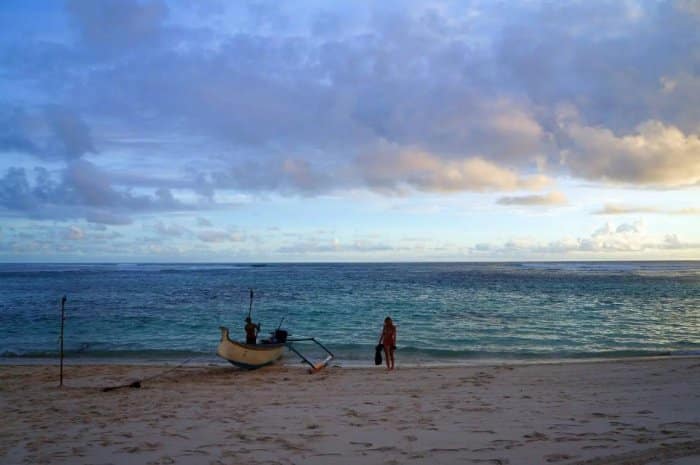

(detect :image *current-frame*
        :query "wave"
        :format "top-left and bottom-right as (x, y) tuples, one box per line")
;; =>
(339, 345), (678, 360)
(6, 337), (699, 362)
(0, 348), (213, 359)
(0, 262), (259, 275)
(4, 346), (700, 368)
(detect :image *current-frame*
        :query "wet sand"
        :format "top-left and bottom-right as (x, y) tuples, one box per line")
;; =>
(2, 357), (700, 464)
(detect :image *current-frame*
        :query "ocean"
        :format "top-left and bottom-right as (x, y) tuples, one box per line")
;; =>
(1, 262), (699, 367)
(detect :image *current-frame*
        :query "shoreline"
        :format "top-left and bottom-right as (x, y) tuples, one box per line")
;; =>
(3, 356), (700, 464)
(2, 352), (698, 369)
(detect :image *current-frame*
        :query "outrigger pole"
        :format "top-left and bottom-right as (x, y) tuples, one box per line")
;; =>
(59, 295), (66, 388)
(285, 337), (335, 373)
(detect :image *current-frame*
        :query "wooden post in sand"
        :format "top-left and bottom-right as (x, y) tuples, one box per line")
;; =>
(59, 295), (66, 387)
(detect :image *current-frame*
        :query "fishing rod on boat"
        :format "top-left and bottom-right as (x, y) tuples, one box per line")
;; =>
(247, 288), (254, 320)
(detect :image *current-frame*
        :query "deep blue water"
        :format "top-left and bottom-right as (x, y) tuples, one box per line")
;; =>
(1, 262), (699, 366)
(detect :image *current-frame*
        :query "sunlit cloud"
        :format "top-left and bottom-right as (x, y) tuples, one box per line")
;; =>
(496, 191), (567, 207)
(360, 150), (551, 194)
(594, 204), (700, 215)
(471, 221), (700, 255)
(563, 121), (700, 187)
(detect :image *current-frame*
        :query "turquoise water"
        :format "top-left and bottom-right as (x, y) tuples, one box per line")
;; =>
(1, 262), (699, 365)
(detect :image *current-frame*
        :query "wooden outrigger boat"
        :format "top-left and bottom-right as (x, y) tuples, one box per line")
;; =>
(217, 326), (285, 370)
(218, 289), (334, 372)
(217, 326), (334, 372)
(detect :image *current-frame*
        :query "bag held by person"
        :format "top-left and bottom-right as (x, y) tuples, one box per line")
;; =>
(374, 344), (383, 365)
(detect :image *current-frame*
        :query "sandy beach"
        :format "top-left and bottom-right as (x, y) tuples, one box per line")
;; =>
(2, 357), (700, 465)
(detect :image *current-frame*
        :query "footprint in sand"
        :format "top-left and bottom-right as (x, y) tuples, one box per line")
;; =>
(523, 431), (548, 441)
(146, 456), (175, 465)
(544, 453), (574, 462)
(370, 446), (398, 452)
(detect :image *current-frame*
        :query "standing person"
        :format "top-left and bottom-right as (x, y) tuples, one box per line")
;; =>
(379, 316), (397, 370)
(244, 317), (260, 345)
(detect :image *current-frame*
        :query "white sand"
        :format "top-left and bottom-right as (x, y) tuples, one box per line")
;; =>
(2, 357), (700, 465)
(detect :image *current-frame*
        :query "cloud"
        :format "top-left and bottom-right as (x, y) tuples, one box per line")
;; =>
(85, 210), (133, 225)
(66, 0), (168, 53)
(277, 237), (394, 254)
(563, 121), (700, 187)
(660, 233), (699, 250)
(359, 150), (551, 194)
(197, 230), (245, 243)
(1, 0), (699, 237)
(0, 106), (95, 160)
(594, 204), (700, 215)
(64, 225), (85, 241)
(196, 217), (212, 227)
(475, 220), (700, 255)
(62, 160), (192, 211)
(44, 106), (96, 159)
(496, 191), (567, 206)
(153, 221), (190, 237)
(675, 0), (700, 16)
(0, 109), (41, 155)
(0, 162), (196, 223)
(213, 157), (334, 195)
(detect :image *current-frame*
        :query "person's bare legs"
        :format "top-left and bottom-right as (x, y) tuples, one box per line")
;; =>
(388, 347), (395, 370)
(383, 346), (391, 370)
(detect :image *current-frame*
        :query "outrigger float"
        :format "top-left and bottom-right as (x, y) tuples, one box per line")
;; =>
(216, 289), (334, 373)
(217, 327), (334, 372)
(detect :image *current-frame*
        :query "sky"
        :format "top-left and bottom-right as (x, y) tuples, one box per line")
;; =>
(0, 0), (699, 262)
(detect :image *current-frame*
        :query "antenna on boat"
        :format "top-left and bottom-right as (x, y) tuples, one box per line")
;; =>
(247, 288), (254, 320)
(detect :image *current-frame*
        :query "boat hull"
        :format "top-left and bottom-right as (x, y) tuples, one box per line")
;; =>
(217, 326), (285, 369)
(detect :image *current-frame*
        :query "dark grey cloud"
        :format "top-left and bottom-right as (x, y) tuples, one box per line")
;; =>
(211, 157), (336, 196)
(0, 161), (196, 224)
(0, 0), (698, 225)
(0, 106), (95, 160)
(0, 167), (42, 213)
(66, 0), (168, 54)
(44, 106), (96, 158)
(0, 109), (41, 155)
(496, 1), (700, 132)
